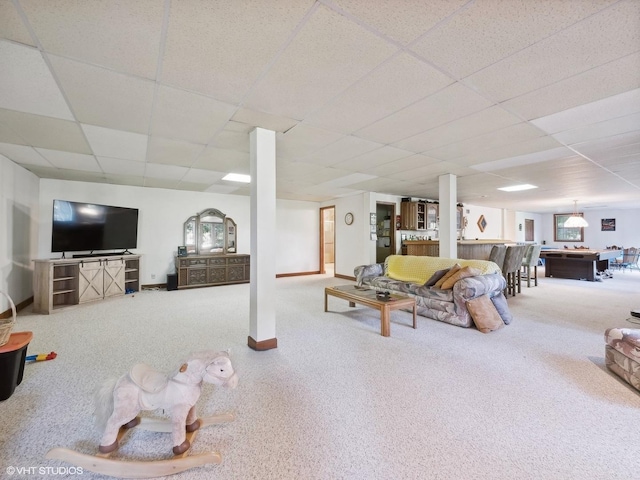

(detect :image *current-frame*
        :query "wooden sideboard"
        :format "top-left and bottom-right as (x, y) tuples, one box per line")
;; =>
(403, 240), (511, 260)
(175, 254), (250, 289)
(33, 255), (140, 314)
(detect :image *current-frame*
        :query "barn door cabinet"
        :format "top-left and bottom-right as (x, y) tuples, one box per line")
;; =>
(33, 255), (140, 314)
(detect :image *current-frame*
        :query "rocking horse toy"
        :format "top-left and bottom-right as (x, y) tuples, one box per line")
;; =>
(46, 350), (238, 478)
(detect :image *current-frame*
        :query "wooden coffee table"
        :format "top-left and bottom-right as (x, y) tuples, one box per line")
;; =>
(324, 285), (417, 337)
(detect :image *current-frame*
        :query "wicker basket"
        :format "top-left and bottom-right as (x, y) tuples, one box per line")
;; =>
(0, 291), (17, 347)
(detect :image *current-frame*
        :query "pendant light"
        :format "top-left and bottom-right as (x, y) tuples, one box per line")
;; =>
(564, 200), (588, 228)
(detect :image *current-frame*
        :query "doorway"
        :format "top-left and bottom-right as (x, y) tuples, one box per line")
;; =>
(320, 206), (335, 275)
(376, 202), (396, 263)
(525, 219), (534, 242)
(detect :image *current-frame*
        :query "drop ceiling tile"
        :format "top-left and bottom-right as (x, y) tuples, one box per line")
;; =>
(173, 181), (210, 192)
(208, 128), (250, 153)
(355, 82), (493, 144)
(412, 0), (617, 78)
(0, 0), (35, 46)
(191, 146), (249, 173)
(466, 0), (640, 102)
(276, 160), (322, 182)
(163, 0), (313, 102)
(49, 55), (155, 134)
(552, 113), (640, 145)
(81, 124), (148, 161)
(0, 108), (91, 153)
(531, 88), (640, 134)
(571, 131), (640, 157)
(143, 177), (180, 189)
(276, 124), (343, 161)
(367, 154), (440, 177)
(146, 136), (203, 167)
(205, 184), (244, 195)
(333, 145), (414, 173)
(181, 168), (225, 184)
(453, 135), (564, 166)
(103, 173), (144, 187)
(425, 123), (547, 161)
(393, 106), (523, 153)
(151, 85), (237, 144)
(302, 135), (382, 167)
(0, 123), (27, 145)
(472, 147), (577, 172)
(0, 41), (73, 120)
(244, 5), (397, 119)
(0, 142), (50, 166)
(97, 156), (146, 176)
(20, 0), (164, 78)
(144, 162), (188, 181)
(35, 147), (101, 172)
(305, 52), (454, 134)
(330, 0), (468, 45)
(231, 108), (298, 133)
(503, 53), (640, 120)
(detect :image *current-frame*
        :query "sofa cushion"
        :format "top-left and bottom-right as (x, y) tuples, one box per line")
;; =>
(434, 264), (461, 288)
(491, 293), (513, 325)
(440, 266), (482, 290)
(466, 295), (504, 333)
(424, 268), (450, 287)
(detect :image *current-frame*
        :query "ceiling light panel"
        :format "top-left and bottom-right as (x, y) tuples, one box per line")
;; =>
(465, 1), (640, 102)
(304, 52), (453, 134)
(162, 0), (313, 103)
(49, 55), (155, 134)
(0, 108), (91, 153)
(21, 0), (165, 79)
(0, 42), (73, 120)
(244, 5), (397, 119)
(411, 0), (616, 79)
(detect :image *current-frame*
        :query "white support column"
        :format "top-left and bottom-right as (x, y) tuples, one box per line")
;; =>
(438, 174), (457, 259)
(248, 127), (277, 351)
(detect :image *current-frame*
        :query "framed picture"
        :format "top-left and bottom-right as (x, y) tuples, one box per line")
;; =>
(177, 246), (187, 257)
(601, 218), (615, 231)
(370, 213), (376, 225)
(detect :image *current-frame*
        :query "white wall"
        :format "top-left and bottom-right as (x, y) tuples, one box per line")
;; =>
(463, 205), (504, 240)
(38, 179), (319, 284)
(0, 156), (40, 310)
(541, 208), (640, 249)
(513, 211), (544, 244)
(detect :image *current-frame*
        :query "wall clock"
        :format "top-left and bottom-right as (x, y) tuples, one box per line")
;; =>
(344, 212), (354, 225)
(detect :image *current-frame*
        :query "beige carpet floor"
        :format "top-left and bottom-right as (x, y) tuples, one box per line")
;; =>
(1, 267), (639, 479)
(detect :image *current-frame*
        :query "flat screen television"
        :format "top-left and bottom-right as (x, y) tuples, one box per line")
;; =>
(51, 200), (139, 253)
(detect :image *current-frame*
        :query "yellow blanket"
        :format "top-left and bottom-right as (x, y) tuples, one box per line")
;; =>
(385, 255), (499, 284)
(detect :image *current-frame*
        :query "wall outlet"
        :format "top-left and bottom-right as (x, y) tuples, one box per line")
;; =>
(151, 274), (156, 279)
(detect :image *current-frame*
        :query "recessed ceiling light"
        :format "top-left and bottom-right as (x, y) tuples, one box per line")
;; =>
(222, 173), (251, 183)
(497, 184), (537, 192)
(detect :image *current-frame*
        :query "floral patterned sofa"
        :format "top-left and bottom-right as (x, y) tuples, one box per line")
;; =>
(354, 255), (511, 328)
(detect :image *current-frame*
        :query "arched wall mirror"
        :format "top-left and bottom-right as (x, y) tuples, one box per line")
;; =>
(183, 208), (238, 255)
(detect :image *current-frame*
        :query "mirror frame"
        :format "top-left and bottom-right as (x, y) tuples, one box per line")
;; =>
(183, 208), (238, 255)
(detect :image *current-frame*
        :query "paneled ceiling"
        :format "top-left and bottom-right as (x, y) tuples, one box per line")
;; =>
(1, 0), (639, 213)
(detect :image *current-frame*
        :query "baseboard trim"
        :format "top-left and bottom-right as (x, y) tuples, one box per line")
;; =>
(335, 273), (356, 282)
(1, 296), (33, 319)
(276, 271), (320, 278)
(248, 336), (278, 351)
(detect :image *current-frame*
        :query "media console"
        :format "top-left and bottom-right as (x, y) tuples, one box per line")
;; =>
(33, 255), (140, 314)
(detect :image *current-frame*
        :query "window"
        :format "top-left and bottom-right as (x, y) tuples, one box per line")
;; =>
(554, 214), (584, 242)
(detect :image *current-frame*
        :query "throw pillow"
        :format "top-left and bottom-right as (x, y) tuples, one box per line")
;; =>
(440, 266), (482, 290)
(424, 268), (450, 287)
(491, 293), (513, 325)
(434, 264), (461, 288)
(466, 295), (504, 333)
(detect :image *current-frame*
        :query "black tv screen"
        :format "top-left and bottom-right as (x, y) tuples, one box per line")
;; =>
(51, 200), (139, 253)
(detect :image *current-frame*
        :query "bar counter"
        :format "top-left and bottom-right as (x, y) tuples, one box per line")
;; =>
(403, 239), (512, 260)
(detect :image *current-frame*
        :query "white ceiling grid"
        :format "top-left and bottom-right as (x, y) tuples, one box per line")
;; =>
(0, 0), (638, 212)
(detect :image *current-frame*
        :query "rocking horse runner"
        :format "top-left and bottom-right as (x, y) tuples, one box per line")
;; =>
(46, 350), (238, 478)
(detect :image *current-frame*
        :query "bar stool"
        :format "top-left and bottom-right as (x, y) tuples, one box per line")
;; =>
(489, 245), (507, 272)
(521, 244), (542, 287)
(503, 245), (527, 296)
